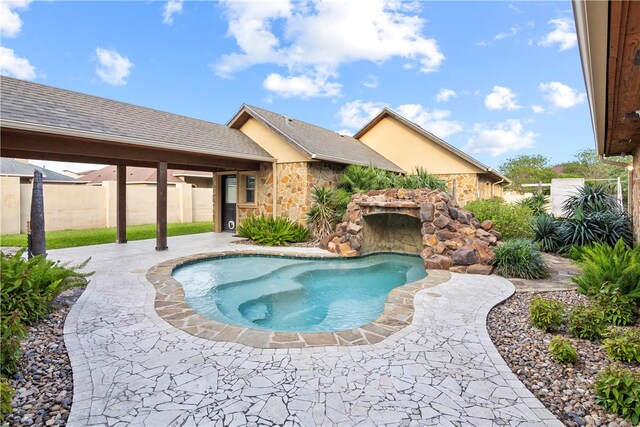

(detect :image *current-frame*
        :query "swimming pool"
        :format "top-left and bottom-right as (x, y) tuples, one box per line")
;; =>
(172, 253), (426, 332)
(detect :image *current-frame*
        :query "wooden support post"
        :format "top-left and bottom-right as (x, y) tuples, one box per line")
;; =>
(116, 165), (127, 244)
(156, 161), (168, 251)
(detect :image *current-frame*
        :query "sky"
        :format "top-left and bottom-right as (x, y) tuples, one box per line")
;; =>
(0, 0), (595, 174)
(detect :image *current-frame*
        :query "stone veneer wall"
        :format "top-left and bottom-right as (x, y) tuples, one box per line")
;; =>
(237, 163), (274, 224)
(362, 214), (422, 254)
(436, 173), (478, 206)
(275, 162), (309, 222)
(633, 145), (640, 243)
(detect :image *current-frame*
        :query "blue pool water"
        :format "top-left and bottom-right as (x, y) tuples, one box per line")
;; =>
(172, 253), (426, 332)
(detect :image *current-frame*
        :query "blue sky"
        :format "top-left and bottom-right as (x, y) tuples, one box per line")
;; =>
(0, 0), (593, 173)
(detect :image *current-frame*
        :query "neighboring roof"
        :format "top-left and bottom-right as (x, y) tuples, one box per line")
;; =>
(0, 76), (274, 162)
(81, 165), (185, 184)
(228, 104), (404, 173)
(0, 157), (80, 182)
(353, 108), (511, 184)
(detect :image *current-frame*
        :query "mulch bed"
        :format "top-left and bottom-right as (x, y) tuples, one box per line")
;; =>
(7, 287), (85, 427)
(488, 291), (638, 427)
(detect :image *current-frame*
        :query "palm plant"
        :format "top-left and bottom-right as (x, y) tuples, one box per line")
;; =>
(532, 213), (562, 252)
(518, 193), (549, 216)
(307, 186), (339, 239)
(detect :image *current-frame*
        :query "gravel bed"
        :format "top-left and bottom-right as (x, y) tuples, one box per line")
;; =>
(488, 291), (638, 427)
(7, 286), (85, 427)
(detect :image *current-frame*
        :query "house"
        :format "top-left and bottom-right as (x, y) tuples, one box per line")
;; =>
(354, 108), (509, 205)
(0, 76), (509, 239)
(224, 104), (403, 231)
(0, 157), (82, 184)
(573, 0), (640, 242)
(80, 165), (213, 188)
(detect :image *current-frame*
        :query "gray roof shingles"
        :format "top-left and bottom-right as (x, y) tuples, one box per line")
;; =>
(0, 157), (78, 182)
(242, 105), (404, 172)
(0, 76), (273, 161)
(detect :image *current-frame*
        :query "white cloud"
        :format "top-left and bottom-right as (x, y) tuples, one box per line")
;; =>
(464, 120), (537, 156)
(338, 100), (462, 139)
(95, 48), (133, 86)
(477, 25), (520, 46)
(0, 0), (30, 38)
(0, 46), (35, 79)
(485, 86), (520, 111)
(532, 104), (545, 113)
(338, 100), (387, 129)
(263, 73), (341, 99)
(362, 75), (378, 89)
(539, 81), (585, 109)
(215, 0), (444, 98)
(435, 88), (456, 103)
(163, 0), (183, 25)
(538, 18), (576, 51)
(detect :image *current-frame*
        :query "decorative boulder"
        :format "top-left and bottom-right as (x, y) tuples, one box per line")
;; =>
(319, 189), (502, 275)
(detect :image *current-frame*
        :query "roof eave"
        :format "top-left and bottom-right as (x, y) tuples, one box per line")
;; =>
(573, 0), (609, 155)
(0, 119), (276, 163)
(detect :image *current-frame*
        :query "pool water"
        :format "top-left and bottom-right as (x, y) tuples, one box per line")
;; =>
(172, 253), (426, 332)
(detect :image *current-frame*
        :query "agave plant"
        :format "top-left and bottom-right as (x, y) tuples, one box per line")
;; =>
(518, 193), (549, 216)
(562, 182), (622, 217)
(532, 213), (562, 252)
(306, 186), (339, 239)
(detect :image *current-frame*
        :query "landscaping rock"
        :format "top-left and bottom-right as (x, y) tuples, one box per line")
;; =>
(325, 189), (501, 273)
(487, 291), (636, 427)
(7, 287), (85, 427)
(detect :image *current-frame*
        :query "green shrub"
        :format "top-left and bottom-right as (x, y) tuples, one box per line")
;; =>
(594, 365), (640, 425)
(237, 215), (310, 246)
(557, 210), (633, 248)
(491, 239), (550, 279)
(530, 298), (565, 332)
(568, 304), (606, 340)
(602, 329), (640, 363)
(594, 284), (638, 326)
(465, 198), (534, 240)
(0, 310), (26, 376)
(532, 213), (563, 253)
(572, 240), (640, 297)
(1, 249), (91, 325)
(548, 336), (578, 364)
(0, 377), (14, 423)
(563, 182), (623, 217)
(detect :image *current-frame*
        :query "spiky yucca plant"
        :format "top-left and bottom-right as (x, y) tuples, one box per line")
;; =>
(307, 186), (339, 240)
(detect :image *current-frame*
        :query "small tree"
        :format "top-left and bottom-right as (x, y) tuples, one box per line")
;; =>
(499, 155), (558, 193)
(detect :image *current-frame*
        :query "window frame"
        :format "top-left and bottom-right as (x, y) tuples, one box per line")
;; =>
(238, 171), (258, 207)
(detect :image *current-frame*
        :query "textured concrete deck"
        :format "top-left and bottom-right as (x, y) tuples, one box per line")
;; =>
(52, 233), (561, 426)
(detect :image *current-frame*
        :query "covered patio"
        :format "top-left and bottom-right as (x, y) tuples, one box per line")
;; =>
(0, 76), (274, 250)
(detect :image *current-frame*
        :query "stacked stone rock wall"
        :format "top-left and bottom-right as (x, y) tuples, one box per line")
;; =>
(320, 188), (501, 274)
(436, 173), (478, 206)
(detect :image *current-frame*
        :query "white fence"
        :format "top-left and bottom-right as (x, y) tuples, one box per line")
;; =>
(0, 177), (212, 234)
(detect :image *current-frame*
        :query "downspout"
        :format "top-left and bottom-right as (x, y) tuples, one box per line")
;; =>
(272, 162), (277, 219)
(491, 178), (505, 198)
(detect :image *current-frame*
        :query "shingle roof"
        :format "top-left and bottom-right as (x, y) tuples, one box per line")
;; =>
(353, 108), (511, 183)
(0, 76), (274, 162)
(80, 165), (186, 184)
(229, 105), (404, 173)
(0, 157), (79, 182)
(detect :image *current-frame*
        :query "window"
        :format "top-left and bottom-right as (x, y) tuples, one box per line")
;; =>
(238, 172), (257, 206)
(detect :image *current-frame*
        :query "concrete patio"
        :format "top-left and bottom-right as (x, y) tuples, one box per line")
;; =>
(51, 233), (561, 426)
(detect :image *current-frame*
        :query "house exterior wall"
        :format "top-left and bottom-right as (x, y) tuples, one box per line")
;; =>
(436, 173), (478, 206)
(358, 116), (483, 175)
(633, 145), (640, 242)
(236, 163), (274, 225)
(238, 117), (307, 163)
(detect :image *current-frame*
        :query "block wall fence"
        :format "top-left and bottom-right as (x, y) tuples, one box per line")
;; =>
(0, 177), (212, 234)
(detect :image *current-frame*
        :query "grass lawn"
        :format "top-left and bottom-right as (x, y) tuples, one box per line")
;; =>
(0, 222), (213, 249)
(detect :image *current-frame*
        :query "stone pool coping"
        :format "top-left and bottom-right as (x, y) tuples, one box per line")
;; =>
(146, 250), (452, 349)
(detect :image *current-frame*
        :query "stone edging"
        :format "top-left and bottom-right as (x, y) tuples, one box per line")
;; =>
(146, 250), (452, 349)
